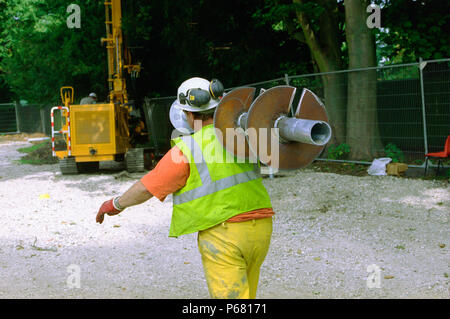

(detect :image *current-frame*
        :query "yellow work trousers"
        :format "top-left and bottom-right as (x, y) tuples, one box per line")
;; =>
(197, 217), (273, 299)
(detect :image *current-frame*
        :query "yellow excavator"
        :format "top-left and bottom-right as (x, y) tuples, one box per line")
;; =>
(51, 0), (147, 174)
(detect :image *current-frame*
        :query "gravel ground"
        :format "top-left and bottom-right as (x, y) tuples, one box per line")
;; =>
(0, 141), (448, 299)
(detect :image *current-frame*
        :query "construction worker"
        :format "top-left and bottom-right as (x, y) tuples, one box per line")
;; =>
(80, 92), (97, 104)
(96, 77), (274, 299)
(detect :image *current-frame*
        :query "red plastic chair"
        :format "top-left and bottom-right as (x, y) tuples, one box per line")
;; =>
(424, 135), (450, 176)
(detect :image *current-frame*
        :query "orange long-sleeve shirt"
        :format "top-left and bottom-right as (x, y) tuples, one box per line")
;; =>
(140, 146), (274, 223)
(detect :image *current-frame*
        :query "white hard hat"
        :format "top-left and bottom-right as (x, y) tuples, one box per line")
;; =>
(173, 77), (224, 112)
(89, 92), (97, 98)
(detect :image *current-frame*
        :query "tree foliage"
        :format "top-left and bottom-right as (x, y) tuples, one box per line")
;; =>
(121, 0), (311, 98)
(377, 0), (450, 63)
(0, 0), (309, 104)
(2, 0), (448, 105)
(0, 0), (107, 104)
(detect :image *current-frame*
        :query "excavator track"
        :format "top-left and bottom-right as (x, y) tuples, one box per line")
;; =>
(59, 157), (78, 175)
(125, 148), (144, 173)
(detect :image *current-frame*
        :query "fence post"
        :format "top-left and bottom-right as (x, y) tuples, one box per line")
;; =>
(14, 101), (21, 133)
(284, 73), (295, 118)
(284, 73), (290, 86)
(418, 57), (429, 157)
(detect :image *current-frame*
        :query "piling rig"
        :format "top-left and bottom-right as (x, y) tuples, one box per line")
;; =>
(51, 0), (149, 174)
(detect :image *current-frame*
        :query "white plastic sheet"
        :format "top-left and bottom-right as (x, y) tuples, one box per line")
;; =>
(367, 157), (392, 176)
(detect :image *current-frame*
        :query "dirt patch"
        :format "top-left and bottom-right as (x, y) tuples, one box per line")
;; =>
(0, 132), (47, 144)
(310, 161), (369, 177)
(17, 142), (58, 165)
(311, 161), (449, 181)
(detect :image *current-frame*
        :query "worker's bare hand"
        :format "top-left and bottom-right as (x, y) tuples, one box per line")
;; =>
(96, 199), (122, 224)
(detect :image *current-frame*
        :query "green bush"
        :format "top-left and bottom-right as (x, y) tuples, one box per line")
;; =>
(327, 143), (351, 160)
(384, 143), (405, 163)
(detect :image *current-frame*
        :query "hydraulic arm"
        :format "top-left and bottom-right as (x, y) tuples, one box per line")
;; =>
(101, 0), (140, 105)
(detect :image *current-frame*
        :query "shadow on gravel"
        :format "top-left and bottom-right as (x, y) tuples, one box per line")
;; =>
(0, 145), (147, 198)
(51, 162), (148, 195)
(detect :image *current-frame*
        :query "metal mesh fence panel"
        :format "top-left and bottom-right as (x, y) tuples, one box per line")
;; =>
(422, 60), (450, 156)
(284, 61), (447, 164)
(286, 65), (425, 162)
(0, 103), (18, 133)
(376, 64), (424, 163)
(16, 104), (42, 133)
(142, 96), (176, 156)
(40, 105), (53, 136)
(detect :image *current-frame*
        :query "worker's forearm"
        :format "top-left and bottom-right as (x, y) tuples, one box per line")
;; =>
(117, 180), (153, 209)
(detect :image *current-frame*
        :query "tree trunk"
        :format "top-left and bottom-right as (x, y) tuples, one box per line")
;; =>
(344, 0), (383, 160)
(321, 72), (347, 146)
(293, 0), (347, 146)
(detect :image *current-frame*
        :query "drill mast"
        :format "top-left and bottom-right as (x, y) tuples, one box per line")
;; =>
(101, 0), (140, 105)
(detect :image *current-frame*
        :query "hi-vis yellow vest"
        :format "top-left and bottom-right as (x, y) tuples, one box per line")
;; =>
(169, 124), (272, 237)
